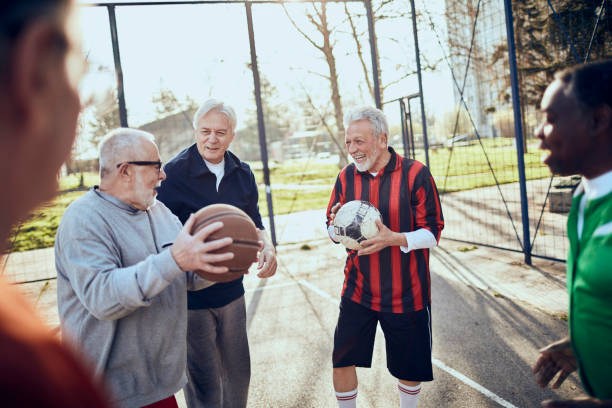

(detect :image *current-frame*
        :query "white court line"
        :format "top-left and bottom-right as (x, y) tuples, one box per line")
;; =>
(245, 281), (299, 293)
(297, 279), (519, 408)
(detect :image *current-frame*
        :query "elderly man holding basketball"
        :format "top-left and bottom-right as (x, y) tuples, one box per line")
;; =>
(55, 128), (235, 408)
(326, 106), (444, 408)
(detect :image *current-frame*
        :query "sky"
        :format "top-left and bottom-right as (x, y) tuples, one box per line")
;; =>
(75, 0), (456, 158)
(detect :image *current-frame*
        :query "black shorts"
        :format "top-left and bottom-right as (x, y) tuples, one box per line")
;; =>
(332, 297), (433, 382)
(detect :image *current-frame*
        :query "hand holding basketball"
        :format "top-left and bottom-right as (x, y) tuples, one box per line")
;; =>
(171, 214), (234, 274)
(255, 231), (277, 279)
(190, 204), (261, 282)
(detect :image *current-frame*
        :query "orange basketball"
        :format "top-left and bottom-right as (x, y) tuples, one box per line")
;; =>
(190, 204), (260, 282)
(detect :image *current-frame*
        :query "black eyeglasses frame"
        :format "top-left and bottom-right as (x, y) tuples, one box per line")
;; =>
(116, 160), (163, 170)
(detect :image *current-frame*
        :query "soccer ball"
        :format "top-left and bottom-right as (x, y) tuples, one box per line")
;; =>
(333, 200), (382, 250)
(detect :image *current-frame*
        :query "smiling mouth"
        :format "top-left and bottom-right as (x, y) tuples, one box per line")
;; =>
(353, 154), (366, 161)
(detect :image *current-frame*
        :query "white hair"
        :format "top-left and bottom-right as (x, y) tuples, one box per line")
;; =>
(344, 106), (389, 139)
(192, 98), (237, 131)
(98, 128), (155, 178)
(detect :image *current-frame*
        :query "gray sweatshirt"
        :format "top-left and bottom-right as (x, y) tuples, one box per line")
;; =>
(55, 189), (212, 408)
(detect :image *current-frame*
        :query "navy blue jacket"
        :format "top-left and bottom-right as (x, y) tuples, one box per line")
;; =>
(157, 144), (264, 309)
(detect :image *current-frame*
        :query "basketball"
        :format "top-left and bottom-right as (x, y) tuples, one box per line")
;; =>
(190, 204), (260, 282)
(333, 200), (382, 250)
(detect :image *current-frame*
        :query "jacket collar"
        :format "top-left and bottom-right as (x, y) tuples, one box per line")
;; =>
(188, 143), (240, 177)
(92, 186), (143, 214)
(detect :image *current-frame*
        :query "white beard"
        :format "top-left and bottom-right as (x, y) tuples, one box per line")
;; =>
(353, 146), (377, 172)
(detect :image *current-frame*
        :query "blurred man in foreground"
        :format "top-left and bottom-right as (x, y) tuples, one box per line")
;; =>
(0, 0), (110, 406)
(533, 60), (612, 408)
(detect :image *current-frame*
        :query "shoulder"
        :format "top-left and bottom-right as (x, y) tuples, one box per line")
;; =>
(57, 191), (109, 238)
(227, 150), (255, 178)
(61, 190), (98, 221)
(401, 158), (431, 176)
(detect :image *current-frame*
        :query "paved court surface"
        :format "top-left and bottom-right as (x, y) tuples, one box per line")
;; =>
(3, 202), (583, 407)
(12, 236), (585, 408)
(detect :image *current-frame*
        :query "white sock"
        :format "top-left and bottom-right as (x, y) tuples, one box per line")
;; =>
(335, 387), (357, 408)
(398, 382), (421, 408)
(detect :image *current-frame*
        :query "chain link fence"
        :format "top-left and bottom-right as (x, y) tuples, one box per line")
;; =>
(2, 0), (610, 284)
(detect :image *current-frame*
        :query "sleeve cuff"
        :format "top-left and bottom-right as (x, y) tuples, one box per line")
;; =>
(158, 248), (184, 282)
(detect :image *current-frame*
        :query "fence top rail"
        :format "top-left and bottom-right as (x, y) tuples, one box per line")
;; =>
(83, 0), (365, 6)
(382, 93), (420, 105)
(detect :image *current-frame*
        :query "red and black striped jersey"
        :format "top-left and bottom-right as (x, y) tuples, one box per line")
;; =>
(326, 147), (444, 313)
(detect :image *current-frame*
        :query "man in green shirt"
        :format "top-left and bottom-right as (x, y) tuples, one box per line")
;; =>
(533, 60), (612, 407)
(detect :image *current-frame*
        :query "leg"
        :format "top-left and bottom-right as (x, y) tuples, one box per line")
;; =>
(332, 298), (378, 407)
(183, 308), (222, 408)
(216, 296), (250, 408)
(333, 365), (358, 392)
(380, 305), (433, 408)
(333, 366), (358, 408)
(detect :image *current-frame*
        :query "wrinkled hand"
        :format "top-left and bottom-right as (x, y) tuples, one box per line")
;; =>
(533, 337), (577, 389)
(358, 220), (405, 256)
(542, 397), (612, 408)
(171, 214), (234, 274)
(256, 242), (277, 278)
(329, 202), (342, 225)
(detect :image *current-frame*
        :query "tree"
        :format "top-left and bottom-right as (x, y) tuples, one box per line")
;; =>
(152, 88), (198, 119)
(238, 71), (291, 161)
(87, 88), (121, 149)
(283, 2), (348, 167)
(342, 0), (441, 103)
(493, 0), (612, 109)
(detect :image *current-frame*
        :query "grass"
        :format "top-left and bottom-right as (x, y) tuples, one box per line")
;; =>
(58, 172), (100, 191)
(10, 191), (86, 252)
(9, 139), (553, 253)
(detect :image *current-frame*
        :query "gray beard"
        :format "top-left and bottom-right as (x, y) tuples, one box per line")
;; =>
(353, 147), (377, 172)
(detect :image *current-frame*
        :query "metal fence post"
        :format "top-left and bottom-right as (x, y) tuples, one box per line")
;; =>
(246, 2), (277, 247)
(399, 99), (409, 158)
(363, 0), (382, 109)
(503, 0), (531, 265)
(408, 0), (429, 169)
(107, 5), (128, 128)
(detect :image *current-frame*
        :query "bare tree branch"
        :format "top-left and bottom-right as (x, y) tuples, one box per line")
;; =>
(281, 4), (323, 52)
(304, 68), (331, 81)
(298, 82), (346, 159)
(344, 2), (374, 100)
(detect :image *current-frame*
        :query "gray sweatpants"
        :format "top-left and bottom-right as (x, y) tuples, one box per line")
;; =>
(183, 296), (251, 408)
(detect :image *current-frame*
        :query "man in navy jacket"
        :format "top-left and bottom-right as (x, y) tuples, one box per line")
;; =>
(157, 98), (277, 408)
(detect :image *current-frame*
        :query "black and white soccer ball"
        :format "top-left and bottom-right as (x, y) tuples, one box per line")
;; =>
(333, 200), (382, 250)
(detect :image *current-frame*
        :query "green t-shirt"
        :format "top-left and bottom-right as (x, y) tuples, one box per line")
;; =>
(567, 189), (612, 399)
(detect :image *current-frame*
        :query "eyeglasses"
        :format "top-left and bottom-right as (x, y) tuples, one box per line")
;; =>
(116, 161), (163, 171)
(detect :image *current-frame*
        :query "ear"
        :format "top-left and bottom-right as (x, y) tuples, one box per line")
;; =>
(379, 132), (388, 146)
(591, 104), (612, 136)
(10, 19), (63, 130)
(117, 163), (132, 180)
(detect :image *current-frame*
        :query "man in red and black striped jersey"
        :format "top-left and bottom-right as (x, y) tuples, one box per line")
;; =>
(326, 106), (444, 408)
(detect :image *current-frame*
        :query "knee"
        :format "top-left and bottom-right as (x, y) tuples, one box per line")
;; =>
(333, 366), (353, 377)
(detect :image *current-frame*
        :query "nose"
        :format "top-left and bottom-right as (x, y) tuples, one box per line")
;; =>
(159, 168), (167, 181)
(347, 143), (356, 154)
(534, 122), (544, 141)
